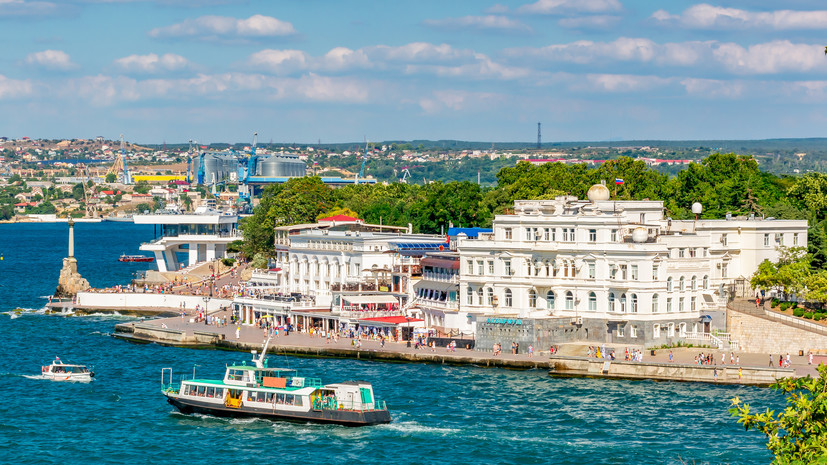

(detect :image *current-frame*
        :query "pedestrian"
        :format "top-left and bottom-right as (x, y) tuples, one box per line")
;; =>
(235, 326), (240, 339)
(730, 352), (734, 364)
(809, 351), (814, 365)
(786, 353), (791, 368)
(528, 345), (534, 357)
(738, 367), (742, 381)
(769, 354), (773, 367)
(736, 355), (740, 364)
(779, 355), (783, 367)
(669, 350), (673, 362)
(713, 367), (718, 382)
(721, 353), (725, 365)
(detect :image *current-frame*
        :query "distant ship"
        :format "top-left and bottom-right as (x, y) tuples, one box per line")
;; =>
(118, 254), (154, 263)
(103, 215), (134, 223)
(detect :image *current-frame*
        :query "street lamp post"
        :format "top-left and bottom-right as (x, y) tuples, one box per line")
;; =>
(203, 296), (210, 325)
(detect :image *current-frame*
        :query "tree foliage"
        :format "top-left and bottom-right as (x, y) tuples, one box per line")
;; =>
(730, 364), (827, 464)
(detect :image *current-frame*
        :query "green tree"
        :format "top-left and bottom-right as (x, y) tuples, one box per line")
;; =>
(105, 173), (117, 183)
(730, 364), (827, 464)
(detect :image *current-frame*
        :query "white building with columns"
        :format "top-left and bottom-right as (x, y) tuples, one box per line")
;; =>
(460, 184), (808, 349)
(134, 207), (239, 272)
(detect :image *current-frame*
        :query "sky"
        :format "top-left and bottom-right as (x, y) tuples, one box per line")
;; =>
(3, 0), (827, 145)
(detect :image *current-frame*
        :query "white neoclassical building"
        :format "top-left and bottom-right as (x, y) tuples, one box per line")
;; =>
(459, 184), (808, 349)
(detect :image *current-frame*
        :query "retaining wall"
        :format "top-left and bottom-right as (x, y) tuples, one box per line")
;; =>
(728, 309), (827, 355)
(76, 292), (231, 312)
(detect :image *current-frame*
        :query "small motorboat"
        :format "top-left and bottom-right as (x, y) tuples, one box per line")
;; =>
(42, 357), (94, 382)
(118, 254), (155, 263)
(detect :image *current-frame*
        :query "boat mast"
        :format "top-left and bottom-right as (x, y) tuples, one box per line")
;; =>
(253, 334), (273, 368)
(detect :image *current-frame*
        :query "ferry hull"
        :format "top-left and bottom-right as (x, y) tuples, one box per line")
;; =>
(166, 395), (391, 427)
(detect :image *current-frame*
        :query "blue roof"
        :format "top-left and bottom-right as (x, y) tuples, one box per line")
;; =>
(447, 227), (492, 238)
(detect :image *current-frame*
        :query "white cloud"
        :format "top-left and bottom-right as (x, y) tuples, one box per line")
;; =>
(517, 0), (621, 15)
(651, 4), (827, 30)
(320, 47), (370, 71)
(114, 53), (193, 74)
(24, 50), (77, 71)
(578, 74), (673, 93)
(0, 75), (33, 99)
(680, 78), (744, 98)
(423, 15), (532, 33)
(0, 0), (65, 17)
(713, 40), (826, 74)
(366, 42), (477, 64)
(149, 14), (296, 40)
(247, 49), (309, 74)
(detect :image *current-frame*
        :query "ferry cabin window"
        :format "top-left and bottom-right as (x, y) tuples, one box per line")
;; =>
(197, 385), (206, 396)
(184, 385), (191, 395)
(256, 391), (267, 402)
(228, 369), (244, 381)
(276, 393), (286, 404)
(215, 388), (224, 398)
(294, 396), (303, 407)
(206, 387), (215, 398)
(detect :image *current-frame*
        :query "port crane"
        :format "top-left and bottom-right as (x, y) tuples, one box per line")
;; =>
(354, 139), (369, 185)
(106, 134), (131, 184)
(237, 132), (258, 207)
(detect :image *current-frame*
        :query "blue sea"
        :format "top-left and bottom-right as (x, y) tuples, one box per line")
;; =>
(0, 223), (781, 464)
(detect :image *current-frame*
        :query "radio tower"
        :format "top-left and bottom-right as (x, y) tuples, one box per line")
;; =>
(537, 122), (541, 149)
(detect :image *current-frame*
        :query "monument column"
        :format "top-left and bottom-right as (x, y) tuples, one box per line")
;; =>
(68, 218), (74, 257)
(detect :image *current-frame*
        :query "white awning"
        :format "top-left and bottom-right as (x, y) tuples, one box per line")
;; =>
(413, 281), (457, 292)
(342, 295), (399, 304)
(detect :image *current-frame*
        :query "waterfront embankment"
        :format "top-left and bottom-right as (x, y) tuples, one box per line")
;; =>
(112, 313), (814, 385)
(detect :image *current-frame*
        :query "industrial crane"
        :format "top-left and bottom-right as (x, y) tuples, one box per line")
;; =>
(354, 139), (369, 185)
(105, 134), (131, 184)
(400, 167), (412, 183)
(237, 132), (258, 206)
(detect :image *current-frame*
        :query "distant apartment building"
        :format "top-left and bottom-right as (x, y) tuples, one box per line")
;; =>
(458, 184), (808, 350)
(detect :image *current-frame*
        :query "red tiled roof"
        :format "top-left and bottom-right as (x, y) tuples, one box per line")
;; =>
(319, 214), (360, 222)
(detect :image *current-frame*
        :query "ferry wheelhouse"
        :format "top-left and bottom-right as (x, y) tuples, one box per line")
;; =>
(42, 358), (94, 382)
(161, 339), (391, 426)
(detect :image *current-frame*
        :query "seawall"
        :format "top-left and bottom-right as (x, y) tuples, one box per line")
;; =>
(548, 355), (792, 386)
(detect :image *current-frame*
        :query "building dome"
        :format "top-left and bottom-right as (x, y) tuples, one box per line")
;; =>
(587, 183), (611, 201)
(632, 227), (648, 243)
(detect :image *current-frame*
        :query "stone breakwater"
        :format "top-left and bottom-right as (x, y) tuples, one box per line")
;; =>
(112, 322), (793, 386)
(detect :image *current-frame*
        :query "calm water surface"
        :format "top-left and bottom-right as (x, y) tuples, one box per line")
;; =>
(0, 223), (780, 464)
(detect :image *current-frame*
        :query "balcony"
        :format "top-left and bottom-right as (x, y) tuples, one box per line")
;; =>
(331, 281), (393, 292)
(421, 272), (458, 283)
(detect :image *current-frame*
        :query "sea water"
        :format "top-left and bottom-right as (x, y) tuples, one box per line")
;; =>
(0, 223), (780, 464)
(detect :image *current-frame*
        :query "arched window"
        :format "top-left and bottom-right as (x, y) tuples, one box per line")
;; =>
(631, 293), (638, 313)
(667, 277), (673, 292)
(652, 293), (659, 313)
(529, 289), (537, 308)
(546, 290), (555, 309)
(504, 288), (513, 307)
(467, 286), (473, 305)
(620, 293), (627, 313)
(609, 292), (616, 312)
(565, 291), (574, 310)
(691, 275), (697, 291)
(545, 260), (552, 277)
(487, 287), (494, 306)
(476, 287), (483, 305)
(679, 276), (685, 291)
(588, 292), (597, 311)
(703, 275), (709, 290)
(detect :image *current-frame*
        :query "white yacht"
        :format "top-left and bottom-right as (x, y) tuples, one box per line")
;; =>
(41, 358), (94, 382)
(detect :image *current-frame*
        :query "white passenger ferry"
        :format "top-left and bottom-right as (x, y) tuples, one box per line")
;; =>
(161, 338), (391, 426)
(41, 358), (95, 382)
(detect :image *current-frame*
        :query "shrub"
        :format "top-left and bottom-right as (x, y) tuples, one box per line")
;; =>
(793, 308), (805, 318)
(814, 313), (824, 321)
(221, 257), (236, 267)
(780, 302), (791, 311)
(772, 298), (780, 307)
(792, 302), (799, 309)
(804, 312), (814, 319)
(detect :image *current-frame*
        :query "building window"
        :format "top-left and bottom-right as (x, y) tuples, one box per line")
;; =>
(467, 286), (473, 305)
(652, 264), (659, 281)
(487, 287), (494, 306)
(653, 324), (660, 338)
(526, 228), (532, 241)
(476, 287), (483, 305)
(543, 228), (550, 241)
(620, 293), (627, 313)
(545, 260), (553, 277)
(609, 292), (616, 312)
(631, 265), (638, 281)
(529, 289), (537, 308)
(631, 294), (638, 313)
(588, 292), (597, 311)
(679, 276), (685, 291)
(678, 248), (685, 258)
(794, 233), (800, 246)
(504, 228), (512, 240)
(488, 260), (494, 274)
(467, 260), (474, 275)
(588, 262), (596, 279)
(504, 288), (513, 307)
(691, 296), (697, 312)
(668, 323), (675, 337)
(610, 264), (618, 280)
(775, 233), (783, 246)
(565, 291), (574, 310)
(504, 259), (512, 276)
(617, 326), (625, 338)
(679, 323), (687, 337)
(679, 297), (685, 312)
(667, 297), (673, 313)
(721, 234), (728, 246)
(611, 229), (618, 242)
(652, 294), (659, 313)
(691, 276), (697, 290)
(667, 277), (673, 292)
(547, 291), (555, 310)
(589, 229), (597, 242)
(703, 275), (709, 290)
(477, 260), (485, 275)
(620, 264), (628, 280)
(722, 263), (728, 278)
(631, 326), (638, 338)
(764, 233), (770, 247)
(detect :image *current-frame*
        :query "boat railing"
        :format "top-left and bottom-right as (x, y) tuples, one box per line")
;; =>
(314, 398), (388, 412)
